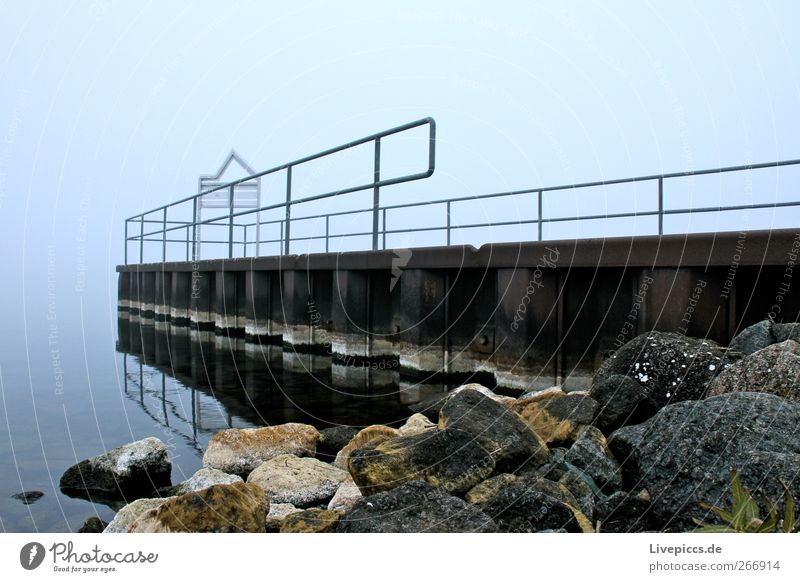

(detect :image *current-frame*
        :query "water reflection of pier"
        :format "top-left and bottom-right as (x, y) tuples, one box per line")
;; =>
(117, 314), (450, 440)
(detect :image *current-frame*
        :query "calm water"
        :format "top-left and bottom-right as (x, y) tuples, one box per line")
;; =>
(0, 307), (453, 533)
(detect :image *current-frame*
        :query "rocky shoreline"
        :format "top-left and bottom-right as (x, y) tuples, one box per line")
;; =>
(59, 320), (800, 533)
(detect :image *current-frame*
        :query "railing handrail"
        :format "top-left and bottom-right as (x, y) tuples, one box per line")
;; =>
(124, 114), (800, 264)
(125, 116), (436, 221)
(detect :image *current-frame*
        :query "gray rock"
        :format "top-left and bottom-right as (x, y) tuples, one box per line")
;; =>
(609, 392), (800, 531)
(565, 426), (623, 493)
(595, 331), (738, 407)
(774, 322), (800, 343)
(168, 467), (242, 496)
(247, 454), (348, 507)
(438, 388), (550, 472)
(337, 480), (497, 533)
(589, 373), (660, 432)
(730, 320), (775, 354)
(708, 340), (800, 403)
(60, 437), (171, 499)
(478, 479), (587, 533)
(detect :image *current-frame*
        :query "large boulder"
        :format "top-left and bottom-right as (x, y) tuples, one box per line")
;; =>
(708, 340), (800, 403)
(203, 423), (319, 476)
(589, 373), (660, 432)
(347, 427), (495, 496)
(60, 437), (171, 499)
(408, 383), (512, 420)
(247, 454), (348, 507)
(128, 482), (268, 533)
(609, 392), (800, 531)
(103, 496), (175, 533)
(564, 426), (623, 493)
(595, 332), (737, 407)
(729, 320), (776, 354)
(337, 480), (497, 533)
(168, 467), (242, 496)
(508, 391), (599, 445)
(333, 425), (400, 470)
(729, 320), (800, 354)
(438, 388), (550, 472)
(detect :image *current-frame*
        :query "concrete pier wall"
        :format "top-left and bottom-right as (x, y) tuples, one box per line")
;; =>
(117, 230), (800, 390)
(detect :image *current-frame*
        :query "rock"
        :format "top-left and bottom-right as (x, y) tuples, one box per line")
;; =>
(774, 322), (800, 343)
(465, 474), (518, 506)
(78, 517), (109, 533)
(203, 423), (319, 476)
(398, 413), (436, 436)
(508, 392), (599, 445)
(327, 476), (362, 513)
(609, 392), (800, 531)
(333, 425), (400, 470)
(318, 426), (360, 458)
(265, 503), (302, 532)
(559, 470), (596, 518)
(478, 479), (588, 533)
(518, 386), (563, 401)
(438, 388), (550, 472)
(594, 491), (655, 533)
(589, 373), (660, 432)
(60, 437), (172, 499)
(280, 508), (342, 533)
(247, 454), (348, 507)
(128, 482), (268, 533)
(103, 496), (175, 533)
(730, 320), (776, 354)
(408, 383), (511, 419)
(565, 426), (622, 493)
(337, 480), (497, 533)
(11, 491), (44, 505)
(168, 467), (242, 496)
(595, 332), (737, 408)
(708, 340), (800, 403)
(348, 427), (495, 496)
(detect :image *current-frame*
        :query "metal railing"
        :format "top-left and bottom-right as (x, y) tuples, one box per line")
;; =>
(125, 116), (800, 264)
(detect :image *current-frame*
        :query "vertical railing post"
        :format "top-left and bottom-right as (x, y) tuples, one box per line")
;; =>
(162, 207), (167, 262)
(537, 190), (543, 241)
(382, 208), (387, 250)
(284, 167), (292, 255)
(185, 225), (190, 262)
(657, 177), (664, 235)
(228, 184), (235, 259)
(191, 198), (198, 261)
(124, 219), (128, 265)
(446, 201), (451, 246)
(243, 225), (248, 258)
(325, 215), (329, 253)
(372, 138), (381, 251)
(139, 215), (144, 263)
